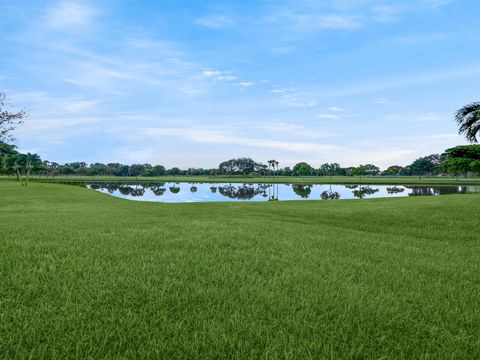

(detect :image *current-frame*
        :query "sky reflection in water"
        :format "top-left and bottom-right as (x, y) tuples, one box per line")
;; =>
(86, 183), (480, 203)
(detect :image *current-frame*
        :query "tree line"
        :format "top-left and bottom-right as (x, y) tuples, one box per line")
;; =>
(1, 148), (479, 179)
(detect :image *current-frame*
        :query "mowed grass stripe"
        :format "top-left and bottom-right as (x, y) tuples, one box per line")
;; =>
(1, 181), (479, 359)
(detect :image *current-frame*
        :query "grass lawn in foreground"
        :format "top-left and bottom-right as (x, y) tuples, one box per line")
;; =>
(1, 181), (479, 359)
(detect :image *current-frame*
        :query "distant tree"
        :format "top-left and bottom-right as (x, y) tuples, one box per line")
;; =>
(352, 164), (379, 178)
(383, 165), (404, 176)
(319, 163), (341, 179)
(0, 141), (17, 174)
(151, 165), (166, 177)
(443, 145), (480, 160)
(352, 165), (367, 179)
(167, 167), (181, 176)
(129, 164), (145, 177)
(254, 162), (268, 175)
(442, 145), (480, 177)
(24, 153), (42, 184)
(141, 164), (153, 177)
(0, 141), (17, 157)
(0, 93), (27, 143)
(88, 163), (108, 176)
(471, 160), (480, 174)
(409, 156), (439, 178)
(218, 158), (266, 175)
(442, 157), (472, 178)
(293, 162), (313, 177)
(219, 159), (237, 175)
(236, 158), (257, 174)
(455, 102), (480, 143)
(267, 159), (279, 177)
(106, 163), (123, 176)
(5, 152), (42, 185)
(281, 167), (293, 176)
(363, 164), (380, 176)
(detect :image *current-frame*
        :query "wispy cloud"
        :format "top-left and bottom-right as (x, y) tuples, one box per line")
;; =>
(373, 97), (395, 105)
(195, 15), (235, 29)
(237, 81), (255, 87)
(423, 0), (456, 8)
(268, 11), (362, 31)
(317, 114), (340, 120)
(141, 126), (341, 154)
(201, 69), (237, 81)
(44, 1), (97, 30)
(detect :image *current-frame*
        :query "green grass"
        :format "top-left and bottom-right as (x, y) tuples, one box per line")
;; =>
(2, 174), (480, 185)
(1, 181), (479, 359)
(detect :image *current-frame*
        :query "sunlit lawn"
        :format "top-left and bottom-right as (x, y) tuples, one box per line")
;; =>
(1, 181), (479, 359)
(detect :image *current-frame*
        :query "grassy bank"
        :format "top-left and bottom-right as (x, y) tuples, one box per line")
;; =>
(1, 181), (479, 359)
(2, 174), (480, 186)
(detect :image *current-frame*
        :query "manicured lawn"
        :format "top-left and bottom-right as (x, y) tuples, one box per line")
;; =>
(1, 181), (479, 359)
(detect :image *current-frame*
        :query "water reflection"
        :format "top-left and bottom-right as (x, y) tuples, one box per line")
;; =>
(320, 185), (341, 200)
(86, 182), (479, 203)
(352, 186), (380, 199)
(386, 186), (405, 194)
(169, 186), (180, 194)
(406, 186), (468, 196)
(292, 184), (312, 199)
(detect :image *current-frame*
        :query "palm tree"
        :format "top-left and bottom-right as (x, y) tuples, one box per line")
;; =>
(25, 153), (41, 185)
(455, 102), (480, 143)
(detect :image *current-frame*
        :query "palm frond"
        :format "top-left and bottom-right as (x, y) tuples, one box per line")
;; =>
(455, 102), (480, 143)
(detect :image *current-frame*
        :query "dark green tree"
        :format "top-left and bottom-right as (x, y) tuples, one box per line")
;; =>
(293, 162), (313, 177)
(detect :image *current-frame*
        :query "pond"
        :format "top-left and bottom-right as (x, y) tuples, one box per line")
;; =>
(86, 182), (480, 203)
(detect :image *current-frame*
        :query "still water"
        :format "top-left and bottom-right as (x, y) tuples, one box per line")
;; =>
(86, 182), (479, 203)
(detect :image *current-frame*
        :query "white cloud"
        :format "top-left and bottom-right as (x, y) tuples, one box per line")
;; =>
(45, 1), (97, 29)
(417, 113), (442, 121)
(142, 126), (341, 154)
(288, 13), (361, 30)
(394, 32), (447, 45)
(374, 97), (395, 105)
(237, 82), (255, 87)
(255, 122), (333, 138)
(201, 69), (237, 81)
(372, 4), (403, 22)
(329, 106), (346, 112)
(195, 15), (235, 29)
(317, 114), (340, 120)
(423, 0), (456, 8)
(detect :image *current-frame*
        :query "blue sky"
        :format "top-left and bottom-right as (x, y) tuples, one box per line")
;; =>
(1, 0), (479, 169)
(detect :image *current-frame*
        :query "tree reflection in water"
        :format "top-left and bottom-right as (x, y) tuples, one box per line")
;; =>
(169, 186), (180, 194)
(386, 186), (405, 194)
(151, 187), (166, 196)
(321, 185), (340, 200)
(85, 182), (474, 202)
(352, 186), (379, 199)
(292, 184), (312, 199)
(218, 184), (265, 200)
(406, 186), (467, 196)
